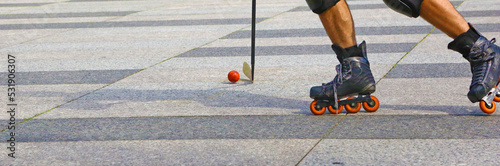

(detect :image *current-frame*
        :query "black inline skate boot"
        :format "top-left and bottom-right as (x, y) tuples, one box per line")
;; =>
(309, 41), (379, 115)
(448, 24), (500, 114)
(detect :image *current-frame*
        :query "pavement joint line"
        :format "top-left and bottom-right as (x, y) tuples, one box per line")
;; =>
(295, 114), (348, 165)
(0, 68), (147, 133)
(296, 1), (469, 163)
(375, 27), (436, 85)
(0, 5), (304, 131)
(0, 0), (498, 164)
(1, 6), (152, 50)
(214, 5), (306, 43)
(0, 3), (196, 130)
(375, 0), (467, 85)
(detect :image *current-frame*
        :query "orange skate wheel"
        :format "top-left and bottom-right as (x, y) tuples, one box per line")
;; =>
(310, 100), (326, 115)
(345, 97), (361, 113)
(493, 86), (500, 102)
(363, 96), (380, 112)
(479, 100), (496, 114)
(495, 79), (500, 102)
(328, 105), (343, 114)
(494, 94), (500, 102)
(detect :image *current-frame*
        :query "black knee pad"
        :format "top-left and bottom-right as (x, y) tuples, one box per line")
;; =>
(306, 0), (341, 14)
(383, 0), (423, 18)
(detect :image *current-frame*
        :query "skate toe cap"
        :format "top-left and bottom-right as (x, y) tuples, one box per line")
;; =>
(468, 85), (488, 102)
(310, 86), (323, 98)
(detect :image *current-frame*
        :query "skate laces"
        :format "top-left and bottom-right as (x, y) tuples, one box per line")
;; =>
(336, 60), (352, 84)
(321, 60), (352, 92)
(469, 38), (496, 84)
(470, 38), (496, 61)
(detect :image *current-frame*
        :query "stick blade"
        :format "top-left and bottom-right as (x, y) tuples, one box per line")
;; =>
(243, 62), (253, 81)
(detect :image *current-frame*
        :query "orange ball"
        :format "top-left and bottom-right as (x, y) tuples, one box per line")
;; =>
(228, 70), (240, 83)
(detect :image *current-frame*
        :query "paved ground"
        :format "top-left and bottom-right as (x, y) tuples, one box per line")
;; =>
(0, 0), (499, 165)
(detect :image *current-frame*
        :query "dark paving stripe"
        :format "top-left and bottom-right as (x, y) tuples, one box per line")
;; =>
(0, 18), (267, 30)
(1, 116), (342, 142)
(0, 69), (139, 85)
(432, 23), (500, 35)
(460, 10), (500, 17)
(0, 3), (50, 7)
(223, 24), (499, 39)
(24, 88), (309, 111)
(179, 43), (416, 57)
(385, 63), (470, 78)
(0, 11), (139, 19)
(2, 114), (498, 142)
(328, 114), (500, 139)
(290, 1), (463, 12)
(223, 26), (435, 39)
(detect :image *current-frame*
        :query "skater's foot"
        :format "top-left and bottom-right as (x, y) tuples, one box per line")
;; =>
(449, 24), (500, 103)
(310, 41), (375, 100)
(466, 37), (499, 102)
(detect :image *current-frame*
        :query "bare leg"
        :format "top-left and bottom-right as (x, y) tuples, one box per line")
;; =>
(420, 0), (469, 39)
(318, 0), (356, 48)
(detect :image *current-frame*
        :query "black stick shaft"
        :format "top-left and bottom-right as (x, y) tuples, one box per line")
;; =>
(251, 0), (256, 81)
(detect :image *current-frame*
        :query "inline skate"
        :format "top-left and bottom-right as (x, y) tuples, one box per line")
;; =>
(309, 41), (380, 115)
(449, 24), (500, 114)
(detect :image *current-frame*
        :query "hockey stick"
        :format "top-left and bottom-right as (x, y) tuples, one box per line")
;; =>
(243, 0), (256, 82)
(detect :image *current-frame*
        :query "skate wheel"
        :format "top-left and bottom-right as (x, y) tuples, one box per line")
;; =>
(328, 105), (343, 114)
(345, 97), (361, 113)
(363, 96), (380, 112)
(479, 100), (496, 114)
(494, 86), (500, 102)
(494, 87), (500, 102)
(494, 94), (500, 102)
(310, 100), (326, 115)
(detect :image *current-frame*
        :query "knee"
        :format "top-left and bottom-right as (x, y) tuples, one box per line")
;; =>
(383, 0), (423, 18)
(306, 0), (341, 14)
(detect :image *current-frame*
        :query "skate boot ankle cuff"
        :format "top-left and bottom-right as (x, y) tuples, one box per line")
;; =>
(345, 44), (363, 58)
(331, 44), (347, 62)
(331, 44), (364, 62)
(448, 28), (481, 58)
